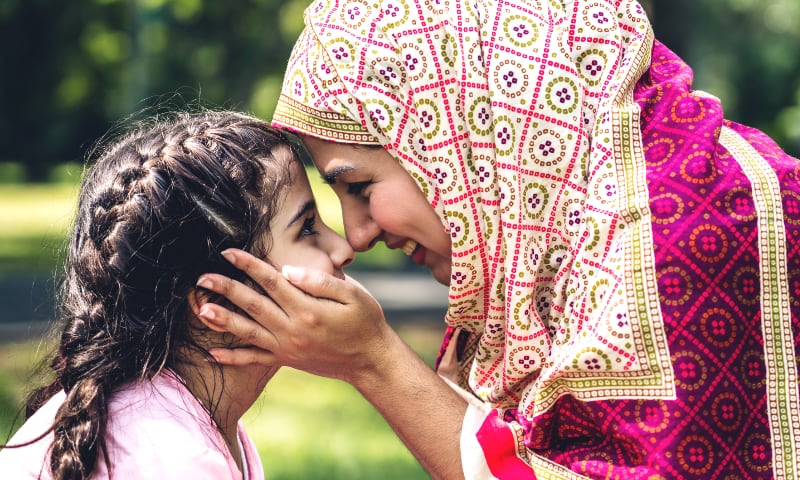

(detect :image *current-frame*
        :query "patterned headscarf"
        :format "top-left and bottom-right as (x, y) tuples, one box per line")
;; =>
(273, 0), (674, 419)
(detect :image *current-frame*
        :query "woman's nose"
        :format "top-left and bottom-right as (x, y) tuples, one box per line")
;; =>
(342, 206), (381, 252)
(328, 231), (354, 270)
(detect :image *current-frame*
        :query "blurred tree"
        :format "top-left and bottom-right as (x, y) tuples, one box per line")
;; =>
(0, 0), (797, 182)
(0, 0), (308, 180)
(650, 0), (800, 154)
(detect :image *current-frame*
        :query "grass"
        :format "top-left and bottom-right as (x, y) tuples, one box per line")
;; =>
(0, 324), (445, 479)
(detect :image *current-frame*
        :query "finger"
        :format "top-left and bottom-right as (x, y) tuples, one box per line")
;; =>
(197, 273), (284, 326)
(221, 249), (299, 307)
(196, 302), (279, 352)
(210, 347), (277, 367)
(281, 265), (352, 302)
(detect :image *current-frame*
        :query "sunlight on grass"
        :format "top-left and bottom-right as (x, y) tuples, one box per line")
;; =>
(0, 324), (444, 479)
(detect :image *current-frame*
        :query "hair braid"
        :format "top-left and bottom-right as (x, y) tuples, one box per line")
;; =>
(17, 110), (299, 479)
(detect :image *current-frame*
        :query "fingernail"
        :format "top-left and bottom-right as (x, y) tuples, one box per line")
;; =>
(282, 265), (303, 282)
(196, 276), (213, 289)
(198, 305), (216, 321)
(221, 249), (236, 265)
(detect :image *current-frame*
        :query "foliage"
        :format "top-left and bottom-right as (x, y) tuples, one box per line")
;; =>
(0, 0), (797, 183)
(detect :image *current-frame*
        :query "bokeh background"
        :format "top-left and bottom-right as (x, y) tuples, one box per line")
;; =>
(1, 0), (799, 478)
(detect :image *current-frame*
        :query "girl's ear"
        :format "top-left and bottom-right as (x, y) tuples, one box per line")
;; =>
(187, 288), (210, 317)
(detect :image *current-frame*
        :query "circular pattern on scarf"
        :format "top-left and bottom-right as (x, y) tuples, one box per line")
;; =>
(563, 198), (584, 235)
(380, 0), (410, 29)
(784, 190), (800, 226)
(571, 347), (611, 372)
(723, 186), (756, 222)
(448, 297), (479, 319)
(408, 168), (431, 200)
(589, 277), (610, 311)
(338, 0), (372, 29)
(676, 435), (715, 476)
(731, 266), (760, 307)
(510, 345), (541, 375)
(643, 137), (676, 168)
(523, 181), (549, 220)
(542, 244), (569, 275)
(499, 175), (518, 216)
(471, 154), (497, 191)
(369, 56), (406, 90)
(658, 265), (692, 307)
(493, 59), (529, 100)
(680, 151), (717, 184)
(710, 392), (744, 432)
(528, 129), (567, 166)
(650, 192), (684, 225)
(545, 76), (580, 115)
(364, 98), (396, 133)
(689, 224), (728, 263)
(326, 37), (357, 66)
(743, 433), (772, 473)
(493, 115), (516, 157)
(450, 260), (478, 289)
(670, 92), (707, 124)
(502, 14), (539, 49)
(790, 268), (800, 308)
(447, 211), (471, 248)
(482, 210), (495, 240)
(468, 95), (493, 137)
(289, 70), (311, 104)
(739, 349), (766, 390)
(576, 49), (608, 87)
(633, 400), (670, 434)
(581, 3), (616, 33)
(607, 307), (632, 344)
(466, 42), (485, 80)
(590, 168), (617, 209)
(440, 33), (458, 69)
(581, 217), (603, 253)
(624, 0), (648, 24)
(533, 285), (556, 327)
(399, 41), (428, 82)
(416, 98), (442, 140)
(699, 307), (738, 348)
(672, 351), (706, 391)
(511, 294), (535, 333)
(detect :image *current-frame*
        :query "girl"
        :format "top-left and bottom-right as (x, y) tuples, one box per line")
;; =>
(0, 110), (354, 479)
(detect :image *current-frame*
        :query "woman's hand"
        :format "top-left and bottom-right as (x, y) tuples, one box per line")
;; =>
(195, 248), (391, 383)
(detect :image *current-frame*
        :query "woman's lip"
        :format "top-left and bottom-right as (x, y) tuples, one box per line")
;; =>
(400, 240), (418, 256)
(412, 245), (426, 265)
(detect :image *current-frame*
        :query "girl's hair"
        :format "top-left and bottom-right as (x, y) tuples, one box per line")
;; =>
(20, 110), (298, 479)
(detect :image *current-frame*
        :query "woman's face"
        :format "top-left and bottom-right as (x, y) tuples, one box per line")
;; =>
(300, 135), (452, 285)
(268, 149), (354, 279)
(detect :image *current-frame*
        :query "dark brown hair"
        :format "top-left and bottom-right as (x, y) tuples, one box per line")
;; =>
(9, 110), (299, 479)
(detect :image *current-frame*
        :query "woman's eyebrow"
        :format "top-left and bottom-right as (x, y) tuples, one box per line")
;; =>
(322, 165), (356, 185)
(287, 200), (316, 228)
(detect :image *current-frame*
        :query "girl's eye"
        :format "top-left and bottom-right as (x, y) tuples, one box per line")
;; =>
(300, 215), (319, 238)
(347, 181), (372, 197)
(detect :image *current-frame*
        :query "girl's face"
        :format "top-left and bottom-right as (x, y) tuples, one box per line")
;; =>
(300, 135), (452, 285)
(268, 150), (354, 278)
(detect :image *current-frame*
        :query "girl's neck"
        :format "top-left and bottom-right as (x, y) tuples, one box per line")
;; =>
(177, 358), (277, 473)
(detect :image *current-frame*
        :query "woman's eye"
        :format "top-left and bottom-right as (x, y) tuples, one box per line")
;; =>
(300, 215), (319, 238)
(347, 181), (371, 197)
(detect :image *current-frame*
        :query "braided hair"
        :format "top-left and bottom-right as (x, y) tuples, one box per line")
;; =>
(21, 110), (298, 479)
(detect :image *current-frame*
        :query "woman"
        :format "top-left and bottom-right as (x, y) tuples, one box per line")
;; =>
(0, 111), (354, 479)
(196, 0), (800, 478)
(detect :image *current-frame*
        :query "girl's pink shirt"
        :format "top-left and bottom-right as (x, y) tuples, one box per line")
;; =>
(0, 371), (264, 479)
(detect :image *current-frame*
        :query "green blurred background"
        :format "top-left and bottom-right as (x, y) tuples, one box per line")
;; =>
(1, 0), (799, 478)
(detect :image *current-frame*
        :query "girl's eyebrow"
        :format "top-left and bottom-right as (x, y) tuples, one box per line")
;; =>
(287, 200), (316, 228)
(322, 165), (356, 185)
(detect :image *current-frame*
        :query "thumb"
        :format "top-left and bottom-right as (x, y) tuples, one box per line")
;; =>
(281, 265), (346, 300)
